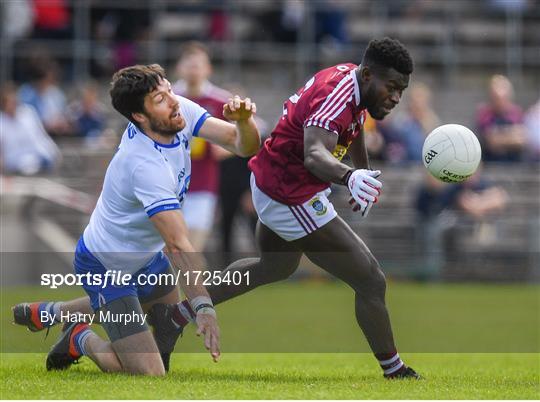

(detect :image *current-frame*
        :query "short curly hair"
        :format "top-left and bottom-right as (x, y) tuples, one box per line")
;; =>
(362, 37), (413, 75)
(110, 64), (166, 124)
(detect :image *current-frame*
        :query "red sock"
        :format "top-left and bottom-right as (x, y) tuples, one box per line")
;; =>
(172, 300), (196, 328)
(375, 351), (405, 376)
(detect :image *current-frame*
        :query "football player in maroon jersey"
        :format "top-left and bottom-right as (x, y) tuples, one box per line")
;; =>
(191, 37), (418, 378)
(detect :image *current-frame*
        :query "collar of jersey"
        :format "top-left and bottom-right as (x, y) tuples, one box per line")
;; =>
(129, 123), (181, 149)
(350, 68), (361, 107)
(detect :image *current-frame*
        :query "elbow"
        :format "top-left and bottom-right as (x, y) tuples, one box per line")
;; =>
(304, 152), (317, 173)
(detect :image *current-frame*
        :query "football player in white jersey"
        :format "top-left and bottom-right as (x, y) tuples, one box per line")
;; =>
(13, 64), (260, 376)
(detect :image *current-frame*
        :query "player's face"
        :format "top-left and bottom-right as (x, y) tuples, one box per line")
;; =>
(364, 67), (409, 120)
(142, 79), (185, 137)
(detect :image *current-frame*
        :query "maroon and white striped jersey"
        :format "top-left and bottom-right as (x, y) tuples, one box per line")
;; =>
(249, 63), (367, 205)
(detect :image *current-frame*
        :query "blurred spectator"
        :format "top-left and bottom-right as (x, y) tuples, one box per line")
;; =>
(208, 0), (230, 41)
(91, 8), (151, 71)
(476, 75), (526, 162)
(67, 82), (107, 144)
(415, 167), (508, 277)
(417, 167), (508, 226)
(379, 83), (440, 163)
(172, 42), (232, 251)
(1, 0), (33, 44)
(31, 0), (71, 40)
(0, 82), (61, 175)
(487, 0), (529, 13)
(255, 0), (305, 43)
(524, 98), (540, 161)
(315, 0), (349, 47)
(18, 57), (73, 137)
(255, 0), (349, 47)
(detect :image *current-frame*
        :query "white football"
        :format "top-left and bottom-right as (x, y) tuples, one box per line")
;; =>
(422, 124), (482, 183)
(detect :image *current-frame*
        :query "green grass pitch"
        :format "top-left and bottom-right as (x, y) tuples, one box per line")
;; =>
(1, 282), (539, 399)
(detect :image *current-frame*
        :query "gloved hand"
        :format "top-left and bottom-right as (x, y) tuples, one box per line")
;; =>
(346, 169), (382, 217)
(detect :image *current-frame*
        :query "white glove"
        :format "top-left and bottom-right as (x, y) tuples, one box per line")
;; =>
(346, 169), (382, 217)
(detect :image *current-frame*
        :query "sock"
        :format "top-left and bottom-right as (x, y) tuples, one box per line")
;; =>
(172, 300), (196, 328)
(51, 302), (63, 322)
(376, 351), (405, 376)
(38, 302), (63, 327)
(71, 325), (92, 357)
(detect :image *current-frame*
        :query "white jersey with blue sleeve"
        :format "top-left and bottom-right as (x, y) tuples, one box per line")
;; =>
(83, 95), (210, 274)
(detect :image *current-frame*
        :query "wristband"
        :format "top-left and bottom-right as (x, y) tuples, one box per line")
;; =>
(341, 169), (354, 186)
(190, 296), (214, 312)
(195, 303), (214, 312)
(196, 306), (217, 317)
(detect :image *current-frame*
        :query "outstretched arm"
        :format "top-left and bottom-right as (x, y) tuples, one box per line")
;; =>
(151, 210), (220, 362)
(198, 95), (260, 157)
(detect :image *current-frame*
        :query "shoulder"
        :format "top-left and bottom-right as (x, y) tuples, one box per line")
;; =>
(476, 104), (493, 120)
(118, 129), (167, 172)
(311, 64), (357, 97)
(18, 84), (37, 101)
(315, 63), (357, 82)
(506, 104), (524, 120)
(18, 103), (39, 118)
(129, 151), (170, 184)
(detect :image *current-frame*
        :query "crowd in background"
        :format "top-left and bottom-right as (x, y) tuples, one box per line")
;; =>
(2, 46), (538, 175)
(1, 1), (538, 265)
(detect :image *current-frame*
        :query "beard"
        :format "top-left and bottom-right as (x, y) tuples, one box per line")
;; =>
(367, 105), (387, 120)
(147, 115), (185, 137)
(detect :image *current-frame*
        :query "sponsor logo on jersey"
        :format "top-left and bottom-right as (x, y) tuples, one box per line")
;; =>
(309, 197), (327, 216)
(332, 144), (348, 161)
(424, 149), (438, 164)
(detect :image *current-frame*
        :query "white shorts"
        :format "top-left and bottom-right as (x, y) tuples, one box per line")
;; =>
(182, 191), (217, 231)
(250, 173), (337, 241)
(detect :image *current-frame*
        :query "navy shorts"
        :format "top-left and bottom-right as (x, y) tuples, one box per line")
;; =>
(73, 237), (172, 311)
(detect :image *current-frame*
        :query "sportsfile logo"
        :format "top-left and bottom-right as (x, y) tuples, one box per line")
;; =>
(40, 270), (250, 289)
(424, 149), (438, 164)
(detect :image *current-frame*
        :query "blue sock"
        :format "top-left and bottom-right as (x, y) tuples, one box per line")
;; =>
(38, 302), (63, 326)
(72, 327), (92, 356)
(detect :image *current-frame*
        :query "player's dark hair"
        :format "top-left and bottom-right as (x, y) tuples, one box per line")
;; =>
(109, 64), (166, 124)
(362, 37), (413, 75)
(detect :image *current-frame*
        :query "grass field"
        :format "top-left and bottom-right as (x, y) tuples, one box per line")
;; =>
(1, 281), (539, 399)
(1, 353), (538, 399)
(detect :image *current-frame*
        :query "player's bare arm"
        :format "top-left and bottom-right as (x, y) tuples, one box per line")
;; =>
(198, 95), (260, 157)
(304, 126), (381, 216)
(303, 125), (351, 184)
(150, 210), (220, 362)
(348, 126), (370, 169)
